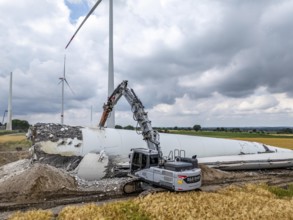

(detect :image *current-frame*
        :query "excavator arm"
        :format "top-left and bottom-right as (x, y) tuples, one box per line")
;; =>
(98, 81), (127, 128)
(98, 80), (162, 156)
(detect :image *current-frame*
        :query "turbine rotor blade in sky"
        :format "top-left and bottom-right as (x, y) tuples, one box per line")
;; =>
(65, 0), (103, 49)
(64, 0), (115, 128)
(64, 78), (75, 94)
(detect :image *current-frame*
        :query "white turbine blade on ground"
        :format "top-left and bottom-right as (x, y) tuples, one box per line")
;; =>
(65, 0), (103, 49)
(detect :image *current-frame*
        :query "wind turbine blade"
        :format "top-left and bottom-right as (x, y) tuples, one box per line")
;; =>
(64, 79), (75, 94)
(65, 0), (103, 49)
(63, 54), (66, 78)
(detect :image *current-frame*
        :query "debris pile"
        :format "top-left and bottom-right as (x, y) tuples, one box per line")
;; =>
(0, 159), (31, 183)
(33, 145), (82, 171)
(31, 123), (83, 142)
(75, 176), (129, 193)
(0, 162), (77, 203)
(27, 123), (84, 171)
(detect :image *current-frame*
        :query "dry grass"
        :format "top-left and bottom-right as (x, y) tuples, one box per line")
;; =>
(231, 138), (293, 150)
(8, 210), (53, 220)
(9, 184), (293, 220)
(58, 201), (149, 220)
(0, 134), (31, 151)
(0, 134), (26, 143)
(135, 184), (293, 220)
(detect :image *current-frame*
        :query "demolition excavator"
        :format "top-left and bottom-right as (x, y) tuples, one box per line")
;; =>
(99, 80), (201, 194)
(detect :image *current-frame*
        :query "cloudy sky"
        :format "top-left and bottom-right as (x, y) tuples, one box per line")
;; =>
(1, 0), (293, 128)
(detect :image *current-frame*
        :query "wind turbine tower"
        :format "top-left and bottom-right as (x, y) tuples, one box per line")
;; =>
(65, 0), (115, 128)
(6, 72), (12, 130)
(107, 0), (115, 128)
(60, 57), (65, 125)
(59, 55), (73, 125)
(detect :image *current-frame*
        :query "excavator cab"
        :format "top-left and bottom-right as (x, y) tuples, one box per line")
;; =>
(130, 148), (159, 174)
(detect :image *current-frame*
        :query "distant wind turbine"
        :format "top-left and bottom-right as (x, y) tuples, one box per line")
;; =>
(2, 110), (7, 125)
(59, 55), (74, 125)
(65, 0), (115, 128)
(6, 72), (12, 130)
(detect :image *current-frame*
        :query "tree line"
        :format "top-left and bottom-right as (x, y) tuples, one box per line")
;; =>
(0, 119), (30, 131)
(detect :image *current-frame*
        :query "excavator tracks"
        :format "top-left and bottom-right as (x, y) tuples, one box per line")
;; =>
(121, 177), (144, 194)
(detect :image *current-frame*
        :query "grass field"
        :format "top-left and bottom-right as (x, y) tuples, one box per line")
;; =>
(1, 130), (292, 150)
(0, 133), (31, 151)
(0, 134), (26, 143)
(231, 137), (293, 150)
(170, 130), (293, 138)
(170, 130), (293, 150)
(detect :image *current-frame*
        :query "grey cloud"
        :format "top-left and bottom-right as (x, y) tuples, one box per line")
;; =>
(1, 0), (293, 127)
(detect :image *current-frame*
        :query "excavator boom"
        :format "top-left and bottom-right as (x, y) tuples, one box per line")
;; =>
(98, 80), (162, 156)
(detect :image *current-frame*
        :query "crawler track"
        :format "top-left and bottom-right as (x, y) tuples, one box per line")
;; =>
(121, 177), (144, 194)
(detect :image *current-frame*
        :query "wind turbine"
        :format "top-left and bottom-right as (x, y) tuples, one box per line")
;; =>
(6, 72), (12, 130)
(65, 0), (115, 128)
(2, 110), (7, 125)
(59, 55), (74, 125)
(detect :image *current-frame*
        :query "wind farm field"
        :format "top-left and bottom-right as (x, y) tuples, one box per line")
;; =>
(0, 132), (31, 167)
(0, 130), (293, 219)
(171, 130), (293, 150)
(231, 137), (293, 150)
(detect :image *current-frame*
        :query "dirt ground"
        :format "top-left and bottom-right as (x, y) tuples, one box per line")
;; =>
(0, 151), (292, 219)
(0, 151), (30, 167)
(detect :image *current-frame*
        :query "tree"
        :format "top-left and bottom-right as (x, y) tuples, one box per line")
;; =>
(230, 128), (241, 132)
(277, 128), (293, 134)
(124, 125), (134, 130)
(115, 125), (123, 129)
(12, 119), (30, 131)
(193, 125), (201, 131)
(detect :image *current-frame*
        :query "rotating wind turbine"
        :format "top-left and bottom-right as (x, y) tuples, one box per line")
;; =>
(59, 55), (74, 125)
(65, 0), (115, 128)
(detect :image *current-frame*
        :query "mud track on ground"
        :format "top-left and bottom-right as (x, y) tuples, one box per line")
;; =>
(0, 190), (131, 212)
(201, 168), (293, 192)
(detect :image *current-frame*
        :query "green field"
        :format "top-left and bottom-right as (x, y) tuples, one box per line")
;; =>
(169, 130), (293, 138)
(169, 130), (293, 150)
(1, 130), (293, 150)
